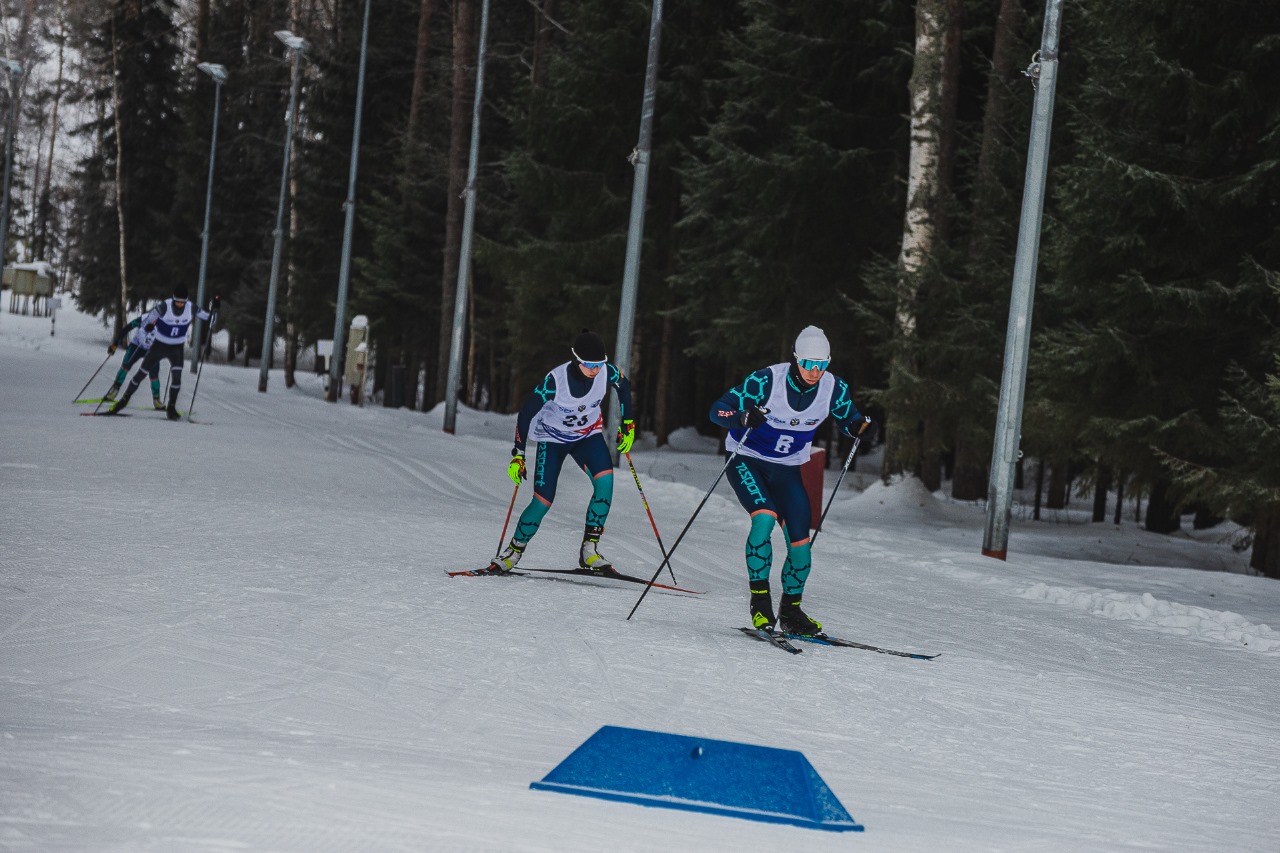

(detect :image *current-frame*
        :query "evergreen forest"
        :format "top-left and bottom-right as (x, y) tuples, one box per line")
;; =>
(4, 0), (1279, 577)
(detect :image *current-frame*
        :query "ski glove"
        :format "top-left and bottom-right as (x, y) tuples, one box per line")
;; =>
(144, 322), (155, 333)
(507, 452), (526, 484)
(108, 344), (117, 355)
(849, 414), (873, 437)
(739, 406), (768, 429)
(616, 419), (636, 454)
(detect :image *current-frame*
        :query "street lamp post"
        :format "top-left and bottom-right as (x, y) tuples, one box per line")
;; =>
(327, 0), (372, 403)
(609, 0), (665, 458)
(0, 60), (23, 300)
(190, 61), (227, 373)
(259, 31), (308, 393)
(982, 0), (1064, 559)
(442, 0), (492, 433)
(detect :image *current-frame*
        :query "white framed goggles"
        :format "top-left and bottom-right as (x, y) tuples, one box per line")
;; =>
(572, 348), (608, 370)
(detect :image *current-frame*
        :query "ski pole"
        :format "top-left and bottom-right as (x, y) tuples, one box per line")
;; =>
(626, 428), (754, 621)
(495, 480), (520, 559)
(74, 351), (114, 402)
(186, 308), (217, 422)
(624, 451), (677, 584)
(810, 437), (864, 550)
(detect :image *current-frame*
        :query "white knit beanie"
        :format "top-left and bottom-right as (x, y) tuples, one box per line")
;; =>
(793, 325), (831, 361)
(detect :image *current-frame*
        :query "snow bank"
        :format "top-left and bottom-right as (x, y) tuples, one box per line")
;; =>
(1019, 583), (1280, 654)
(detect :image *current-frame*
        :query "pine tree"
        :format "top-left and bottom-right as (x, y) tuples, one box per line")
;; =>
(69, 0), (184, 330)
(673, 0), (912, 408)
(1035, 0), (1280, 545)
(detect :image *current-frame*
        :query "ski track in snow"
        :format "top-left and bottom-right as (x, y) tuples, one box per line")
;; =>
(1, 304), (1278, 852)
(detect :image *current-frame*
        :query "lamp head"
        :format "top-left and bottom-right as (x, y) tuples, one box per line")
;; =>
(274, 31), (309, 53)
(197, 62), (228, 83)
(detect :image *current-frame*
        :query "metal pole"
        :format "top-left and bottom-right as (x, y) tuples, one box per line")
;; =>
(0, 62), (22, 313)
(442, 0), (491, 433)
(328, 0), (372, 403)
(982, 0), (1064, 559)
(259, 35), (307, 393)
(191, 64), (226, 373)
(609, 0), (665, 458)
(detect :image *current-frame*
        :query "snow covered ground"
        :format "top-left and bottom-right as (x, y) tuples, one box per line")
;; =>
(2, 300), (1277, 852)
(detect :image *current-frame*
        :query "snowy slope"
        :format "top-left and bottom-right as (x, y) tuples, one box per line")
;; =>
(1, 302), (1277, 852)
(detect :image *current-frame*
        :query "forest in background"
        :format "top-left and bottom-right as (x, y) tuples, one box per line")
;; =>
(2, 0), (1278, 576)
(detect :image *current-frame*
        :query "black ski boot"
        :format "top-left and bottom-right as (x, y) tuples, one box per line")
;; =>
(108, 385), (136, 414)
(778, 592), (822, 636)
(749, 583), (776, 630)
(166, 389), (181, 421)
(578, 525), (615, 573)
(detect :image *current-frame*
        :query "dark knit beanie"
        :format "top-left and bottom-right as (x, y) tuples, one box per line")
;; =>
(173, 284), (189, 300)
(571, 329), (608, 363)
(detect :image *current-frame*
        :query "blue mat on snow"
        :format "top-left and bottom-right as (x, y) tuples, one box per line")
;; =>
(530, 725), (863, 832)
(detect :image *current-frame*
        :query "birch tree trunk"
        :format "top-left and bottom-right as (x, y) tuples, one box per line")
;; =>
(883, 0), (946, 480)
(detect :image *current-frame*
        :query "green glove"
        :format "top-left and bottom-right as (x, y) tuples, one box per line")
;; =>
(616, 419), (636, 454)
(507, 452), (526, 484)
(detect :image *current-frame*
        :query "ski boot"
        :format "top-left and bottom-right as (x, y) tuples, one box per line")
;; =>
(153, 395), (165, 410)
(749, 584), (776, 630)
(778, 592), (822, 636)
(490, 539), (526, 574)
(104, 382), (122, 402)
(108, 385), (136, 415)
(166, 389), (181, 421)
(578, 525), (615, 573)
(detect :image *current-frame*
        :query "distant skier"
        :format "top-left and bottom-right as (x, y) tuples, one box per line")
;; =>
(109, 286), (217, 420)
(104, 311), (160, 407)
(709, 325), (871, 635)
(490, 329), (635, 574)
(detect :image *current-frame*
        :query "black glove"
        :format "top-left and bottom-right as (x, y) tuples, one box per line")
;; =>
(739, 406), (768, 429)
(211, 294), (220, 311)
(845, 415), (874, 441)
(108, 343), (117, 355)
(144, 322), (155, 333)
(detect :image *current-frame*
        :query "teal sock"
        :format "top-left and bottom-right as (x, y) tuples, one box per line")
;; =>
(781, 540), (813, 595)
(514, 498), (550, 543)
(746, 513), (776, 583)
(586, 472), (613, 528)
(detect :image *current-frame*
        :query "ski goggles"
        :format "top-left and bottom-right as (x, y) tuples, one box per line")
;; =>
(796, 357), (830, 371)
(572, 348), (608, 370)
